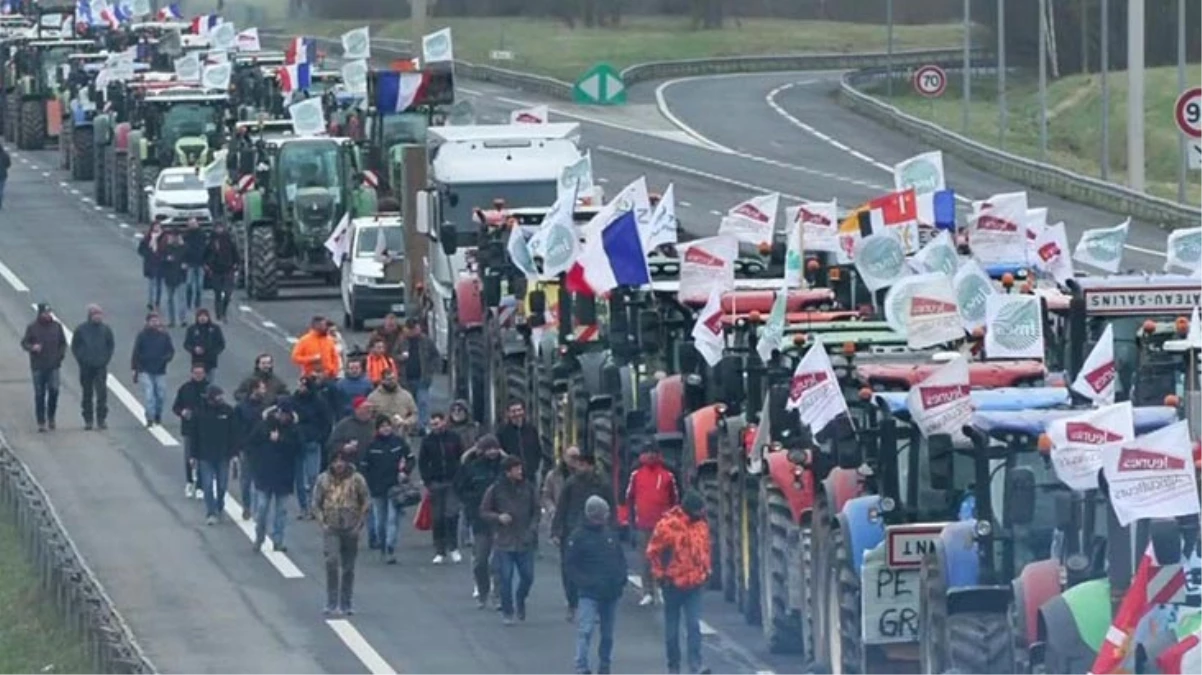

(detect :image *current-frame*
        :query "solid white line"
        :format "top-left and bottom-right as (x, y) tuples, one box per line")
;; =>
(222, 499), (305, 578)
(654, 78), (736, 154)
(261, 320), (278, 329)
(326, 619), (399, 674)
(764, 81), (894, 175)
(0, 261), (30, 292)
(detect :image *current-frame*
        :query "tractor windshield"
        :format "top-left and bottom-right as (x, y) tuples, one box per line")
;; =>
(278, 140), (343, 197)
(38, 47), (73, 89)
(160, 103), (219, 146)
(441, 181), (558, 248)
(380, 113), (428, 147)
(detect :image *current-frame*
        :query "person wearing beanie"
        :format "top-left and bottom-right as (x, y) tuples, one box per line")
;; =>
(566, 495), (628, 675)
(454, 434), (506, 607)
(312, 446), (370, 616)
(480, 454), (539, 624)
(172, 362), (211, 500)
(325, 396), (376, 466)
(183, 307), (225, 375)
(646, 490), (712, 675)
(21, 302), (68, 432)
(130, 312), (175, 426)
(192, 385), (237, 524)
(552, 451), (612, 623)
(626, 446), (679, 606)
(70, 304), (114, 430)
(248, 398), (302, 549)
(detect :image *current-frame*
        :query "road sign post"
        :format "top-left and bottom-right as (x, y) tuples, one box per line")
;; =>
(1175, 88), (1201, 176)
(573, 63), (626, 106)
(913, 64), (947, 99)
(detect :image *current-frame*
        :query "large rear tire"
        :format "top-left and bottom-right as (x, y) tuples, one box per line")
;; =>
(18, 100), (44, 151)
(72, 126), (94, 181)
(4, 95), (18, 143)
(465, 331), (488, 424)
(759, 479), (802, 653)
(247, 225), (279, 300)
(921, 545), (1016, 673)
(828, 523), (865, 674)
(806, 489), (835, 670)
(112, 152), (126, 213)
(94, 144), (108, 204)
(698, 469), (722, 591)
(59, 124), (71, 170)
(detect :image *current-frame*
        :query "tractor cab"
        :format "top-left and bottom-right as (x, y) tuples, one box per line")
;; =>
(136, 87), (226, 168)
(7, 38), (96, 148)
(364, 63), (455, 189)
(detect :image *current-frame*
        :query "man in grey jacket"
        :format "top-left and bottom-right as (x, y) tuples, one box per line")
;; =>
(70, 304), (115, 430)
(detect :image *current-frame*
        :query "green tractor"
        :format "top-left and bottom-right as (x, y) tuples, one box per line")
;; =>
(122, 86), (228, 224)
(7, 38), (96, 150)
(234, 133), (377, 300)
(55, 52), (108, 179)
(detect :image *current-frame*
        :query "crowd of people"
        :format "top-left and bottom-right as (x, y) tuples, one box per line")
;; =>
(19, 295), (717, 673)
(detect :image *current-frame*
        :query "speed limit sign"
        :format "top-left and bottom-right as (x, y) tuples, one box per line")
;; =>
(913, 65), (947, 98)
(1174, 87), (1201, 139)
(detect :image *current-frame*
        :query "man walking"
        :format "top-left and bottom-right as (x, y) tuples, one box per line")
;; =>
(418, 412), (465, 564)
(70, 304), (114, 431)
(0, 143), (10, 209)
(397, 318), (438, 429)
(203, 220), (240, 322)
(553, 451), (613, 622)
(172, 363), (210, 499)
(480, 456), (539, 624)
(21, 303), (68, 432)
(646, 491), (713, 675)
(291, 316), (341, 379)
(193, 385), (237, 525)
(626, 445), (679, 606)
(291, 375), (332, 518)
(234, 354), (289, 404)
(131, 312), (174, 426)
(183, 308), (225, 376)
(566, 496), (628, 675)
(359, 417), (411, 563)
(455, 434), (506, 607)
(181, 218), (207, 312)
(234, 380), (269, 520)
(497, 399), (546, 491)
(313, 446), (371, 616)
(249, 400), (302, 550)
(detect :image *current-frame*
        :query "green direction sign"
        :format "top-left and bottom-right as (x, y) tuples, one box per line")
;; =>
(573, 63), (626, 106)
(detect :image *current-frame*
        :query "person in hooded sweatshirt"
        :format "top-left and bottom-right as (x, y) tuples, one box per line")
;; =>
(448, 399), (482, 450)
(326, 397), (377, 465)
(159, 232), (188, 327)
(626, 446), (680, 606)
(334, 359), (374, 418)
(291, 374), (332, 518)
(181, 218), (207, 312)
(70, 304), (115, 430)
(646, 491), (713, 675)
(183, 308), (225, 376)
(172, 362), (210, 500)
(137, 223), (165, 311)
(454, 434), (506, 608)
(359, 416), (412, 563)
(192, 385), (237, 524)
(370, 312), (405, 357)
(21, 302), (68, 432)
(234, 353), (289, 405)
(365, 369), (417, 435)
(249, 399), (302, 551)
(419, 411), (466, 564)
(566, 496), (628, 675)
(552, 452), (613, 623)
(234, 379), (269, 520)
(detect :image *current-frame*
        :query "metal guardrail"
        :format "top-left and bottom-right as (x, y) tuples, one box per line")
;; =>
(0, 435), (155, 674)
(839, 65), (1202, 230)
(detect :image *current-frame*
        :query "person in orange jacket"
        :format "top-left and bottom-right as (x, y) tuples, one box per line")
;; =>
(363, 338), (396, 387)
(645, 492), (712, 675)
(291, 316), (341, 378)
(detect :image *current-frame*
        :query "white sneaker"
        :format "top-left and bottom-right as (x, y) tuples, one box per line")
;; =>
(655, 589), (664, 605)
(432, 554), (446, 564)
(473, 584), (480, 599)
(450, 550), (463, 563)
(194, 489), (205, 501)
(639, 593), (655, 607)
(185, 483), (195, 499)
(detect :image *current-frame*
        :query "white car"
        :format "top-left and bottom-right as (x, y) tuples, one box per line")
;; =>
(341, 216), (406, 331)
(146, 168), (211, 225)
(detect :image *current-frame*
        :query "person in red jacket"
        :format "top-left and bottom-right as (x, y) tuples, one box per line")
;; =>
(625, 446), (678, 606)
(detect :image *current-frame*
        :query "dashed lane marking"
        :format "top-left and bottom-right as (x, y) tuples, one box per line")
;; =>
(261, 319), (278, 329)
(326, 619), (398, 674)
(598, 144), (815, 203)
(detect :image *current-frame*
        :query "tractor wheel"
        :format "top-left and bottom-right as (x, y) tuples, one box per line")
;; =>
(798, 523), (815, 660)
(72, 127), (94, 181)
(125, 155), (139, 218)
(94, 146), (107, 205)
(698, 469), (722, 591)
(742, 485), (762, 626)
(59, 124), (70, 170)
(110, 151), (124, 212)
(718, 456), (738, 604)
(806, 489), (835, 669)
(945, 613), (1016, 673)
(465, 331), (488, 425)
(18, 100), (44, 151)
(759, 479), (802, 653)
(827, 523), (865, 674)
(247, 226), (279, 300)
(5, 95), (18, 143)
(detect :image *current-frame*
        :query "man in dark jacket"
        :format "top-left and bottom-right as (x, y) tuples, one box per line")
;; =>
(418, 412), (466, 563)
(183, 308), (225, 375)
(327, 396), (376, 465)
(193, 385), (236, 524)
(172, 363), (210, 500)
(291, 375), (332, 518)
(497, 399), (547, 491)
(359, 417), (412, 563)
(70, 304), (114, 430)
(566, 496), (628, 675)
(21, 302), (68, 432)
(160, 233), (187, 327)
(249, 400), (302, 550)
(203, 221), (240, 321)
(0, 143), (10, 208)
(397, 319), (439, 429)
(480, 455), (539, 624)
(234, 353), (288, 405)
(181, 218), (207, 312)
(553, 452), (614, 622)
(454, 434), (505, 607)
(334, 359), (374, 418)
(131, 312), (174, 426)
(234, 379), (268, 520)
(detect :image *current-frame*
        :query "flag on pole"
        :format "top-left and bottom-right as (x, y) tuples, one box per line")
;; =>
(374, 71), (425, 115)
(565, 211), (650, 294)
(324, 212), (351, 261)
(691, 288), (725, 367)
(1071, 324), (1116, 404)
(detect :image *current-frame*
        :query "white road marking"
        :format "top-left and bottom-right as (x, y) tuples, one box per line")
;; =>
(679, 200), (692, 207)
(69, 188), (80, 195)
(59, 181), (68, 187)
(118, 222), (129, 228)
(106, 213), (115, 219)
(239, 305), (253, 312)
(654, 79), (735, 153)
(326, 620), (399, 674)
(600, 145), (811, 203)
(41, 171), (49, 177)
(0, 261), (30, 292)
(286, 336), (299, 344)
(709, 209), (722, 216)
(261, 320), (277, 329)
(627, 574), (717, 635)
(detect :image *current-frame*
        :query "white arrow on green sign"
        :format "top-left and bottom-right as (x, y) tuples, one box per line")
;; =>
(573, 62), (626, 106)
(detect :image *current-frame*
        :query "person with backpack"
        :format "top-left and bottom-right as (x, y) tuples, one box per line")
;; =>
(566, 496), (628, 675)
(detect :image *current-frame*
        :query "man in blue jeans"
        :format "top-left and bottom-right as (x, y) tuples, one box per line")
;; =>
(181, 218), (207, 311)
(192, 386), (236, 525)
(480, 456), (539, 624)
(290, 375), (331, 518)
(398, 318), (437, 430)
(566, 496), (628, 675)
(0, 143), (10, 209)
(130, 312), (175, 426)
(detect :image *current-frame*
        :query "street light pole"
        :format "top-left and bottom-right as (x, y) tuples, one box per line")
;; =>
(886, 0), (895, 98)
(1176, 0), (1187, 202)
(998, 0), (1006, 149)
(1038, 0), (1048, 161)
(1127, 0), (1146, 192)
(962, 0), (971, 134)
(1101, 0), (1110, 180)
(412, 0), (428, 56)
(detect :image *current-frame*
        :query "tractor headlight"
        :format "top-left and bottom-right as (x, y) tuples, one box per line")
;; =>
(974, 519), (992, 538)
(879, 496), (896, 513)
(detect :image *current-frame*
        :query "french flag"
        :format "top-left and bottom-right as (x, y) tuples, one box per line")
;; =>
(374, 71), (425, 114)
(75, 0), (92, 23)
(157, 3), (181, 20)
(113, 2), (131, 24)
(278, 62), (311, 93)
(191, 14), (219, 35)
(285, 36), (316, 65)
(565, 210), (650, 294)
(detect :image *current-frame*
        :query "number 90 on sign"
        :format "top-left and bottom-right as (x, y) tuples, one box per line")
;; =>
(913, 64), (947, 99)
(1175, 87), (1201, 139)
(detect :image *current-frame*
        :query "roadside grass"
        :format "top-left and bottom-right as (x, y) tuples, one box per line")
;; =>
(880, 66), (1202, 206)
(0, 516), (92, 674)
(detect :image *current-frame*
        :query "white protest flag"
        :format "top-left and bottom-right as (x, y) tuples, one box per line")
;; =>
(952, 259), (996, 331)
(1033, 221), (1075, 285)
(691, 288), (725, 367)
(581, 175), (650, 240)
(507, 226), (538, 280)
(422, 27), (454, 63)
(984, 294), (1045, 360)
(906, 275), (963, 349)
(905, 355), (973, 443)
(1165, 227), (1202, 274)
(911, 229), (959, 276)
(644, 183), (678, 252)
(788, 199), (839, 254)
(372, 222), (389, 262)
(341, 26), (370, 60)
(510, 105), (549, 124)
(1047, 401), (1135, 492)
(718, 193), (779, 248)
(1187, 307), (1202, 348)
(174, 52), (200, 82)
(201, 149), (228, 189)
(558, 152), (594, 205)
(1071, 324), (1116, 404)
(210, 22), (236, 52)
(201, 61), (232, 91)
(324, 212), (351, 261)
(756, 288), (788, 365)
(785, 338), (848, 434)
(884, 272), (941, 336)
(969, 191), (1028, 264)
(1102, 420), (1201, 527)
(1025, 207), (1048, 259)
(532, 185), (580, 277)
(893, 150), (946, 226)
(853, 229), (908, 292)
(288, 97), (326, 137)
(678, 235), (737, 305)
(235, 27), (261, 52)
(1073, 218), (1129, 273)
(783, 212), (804, 288)
(340, 59), (368, 94)
(747, 396), (773, 475)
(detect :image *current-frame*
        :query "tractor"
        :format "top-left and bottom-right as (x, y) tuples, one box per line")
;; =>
(234, 131), (377, 300)
(55, 52), (108, 180)
(363, 63), (455, 195)
(6, 38), (95, 149)
(92, 77), (182, 211)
